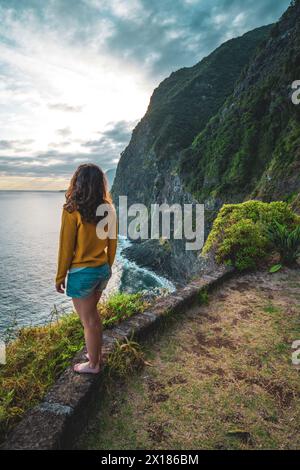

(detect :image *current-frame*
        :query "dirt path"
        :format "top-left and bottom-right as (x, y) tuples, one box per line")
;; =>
(77, 269), (300, 450)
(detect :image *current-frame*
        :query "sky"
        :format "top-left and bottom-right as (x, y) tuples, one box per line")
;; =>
(0, 0), (291, 190)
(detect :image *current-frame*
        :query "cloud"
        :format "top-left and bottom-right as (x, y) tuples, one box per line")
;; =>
(0, 117), (136, 185)
(0, 139), (34, 151)
(0, 151), (112, 177)
(48, 141), (71, 148)
(48, 103), (84, 112)
(0, 119), (138, 178)
(104, 120), (137, 142)
(82, 119), (136, 151)
(56, 127), (72, 137)
(93, 0), (291, 78)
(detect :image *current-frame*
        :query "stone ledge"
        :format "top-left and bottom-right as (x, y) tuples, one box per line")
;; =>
(2, 264), (233, 450)
(2, 403), (73, 450)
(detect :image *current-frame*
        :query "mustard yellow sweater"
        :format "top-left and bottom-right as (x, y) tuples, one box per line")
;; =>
(56, 208), (117, 285)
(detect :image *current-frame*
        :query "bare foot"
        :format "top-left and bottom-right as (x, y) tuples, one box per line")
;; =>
(74, 361), (100, 374)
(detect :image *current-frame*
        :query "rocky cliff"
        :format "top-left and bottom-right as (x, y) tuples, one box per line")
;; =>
(181, 0), (300, 210)
(112, 1), (300, 283)
(112, 25), (271, 210)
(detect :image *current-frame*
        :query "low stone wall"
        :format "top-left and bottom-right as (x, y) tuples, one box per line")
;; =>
(2, 264), (233, 450)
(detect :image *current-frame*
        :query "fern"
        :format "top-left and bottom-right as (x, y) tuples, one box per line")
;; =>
(267, 221), (300, 266)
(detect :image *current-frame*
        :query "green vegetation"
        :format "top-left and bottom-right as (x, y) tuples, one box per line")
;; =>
(112, 22), (271, 209)
(263, 303), (281, 315)
(0, 292), (147, 442)
(180, 1), (300, 206)
(197, 289), (209, 305)
(203, 200), (300, 270)
(269, 264), (282, 273)
(145, 25), (272, 161)
(99, 292), (147, 327)
(107, 337), (146, 377)
(268, 221), (300, 266)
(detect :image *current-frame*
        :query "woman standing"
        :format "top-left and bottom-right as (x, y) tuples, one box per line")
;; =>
(56, 163), (117, 374)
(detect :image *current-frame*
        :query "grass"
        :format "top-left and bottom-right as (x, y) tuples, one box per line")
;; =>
(99, 292), (148, 327)
(107, 337), (146, 377)
(0, 292), (147, 443)
(263, 303), (282, 315)
(78, 269), (300, 450)
(197, 289), (209, 305)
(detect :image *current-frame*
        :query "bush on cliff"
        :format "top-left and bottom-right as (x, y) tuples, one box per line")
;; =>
(203, 200), (300, 270)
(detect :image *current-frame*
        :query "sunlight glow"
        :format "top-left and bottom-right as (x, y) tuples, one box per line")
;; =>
(0, 5), (152, 189)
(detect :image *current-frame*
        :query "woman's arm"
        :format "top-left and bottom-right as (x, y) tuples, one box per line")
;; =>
(107, 208), (118, 267)
(56, 209), (77, 290)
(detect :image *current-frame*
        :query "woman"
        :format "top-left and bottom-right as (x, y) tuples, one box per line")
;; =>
(55, 163), (117, 374)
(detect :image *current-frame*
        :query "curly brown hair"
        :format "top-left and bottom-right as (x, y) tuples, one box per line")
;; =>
(64, 163), (112, 224)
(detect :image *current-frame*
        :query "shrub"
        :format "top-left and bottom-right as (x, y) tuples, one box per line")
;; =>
(99, 292), (147, 326)
(107, 337), (145, 376)
(203, 200), (300, 270)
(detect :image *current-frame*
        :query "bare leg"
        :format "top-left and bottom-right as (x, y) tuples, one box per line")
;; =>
(85, 291), (103, 363)
(72, 291), (103, 373)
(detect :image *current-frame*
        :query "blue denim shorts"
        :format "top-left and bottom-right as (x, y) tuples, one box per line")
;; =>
(66, 263), (111, 299)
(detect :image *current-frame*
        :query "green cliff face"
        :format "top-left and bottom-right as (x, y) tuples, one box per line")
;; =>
(112, 24), (272, 209)
(112, 1), (300, 282)
(181, 0), (300, 211)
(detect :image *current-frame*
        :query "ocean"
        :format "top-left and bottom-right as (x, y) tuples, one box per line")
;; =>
(0, 191), (174, 336)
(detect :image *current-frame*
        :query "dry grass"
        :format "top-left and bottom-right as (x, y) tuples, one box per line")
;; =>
(78, 269), (300, 450)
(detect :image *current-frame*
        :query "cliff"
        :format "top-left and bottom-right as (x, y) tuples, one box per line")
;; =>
(112, 25), (272, 210)
(181, 0), (300, 210)
(112, 1), (300, 282)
